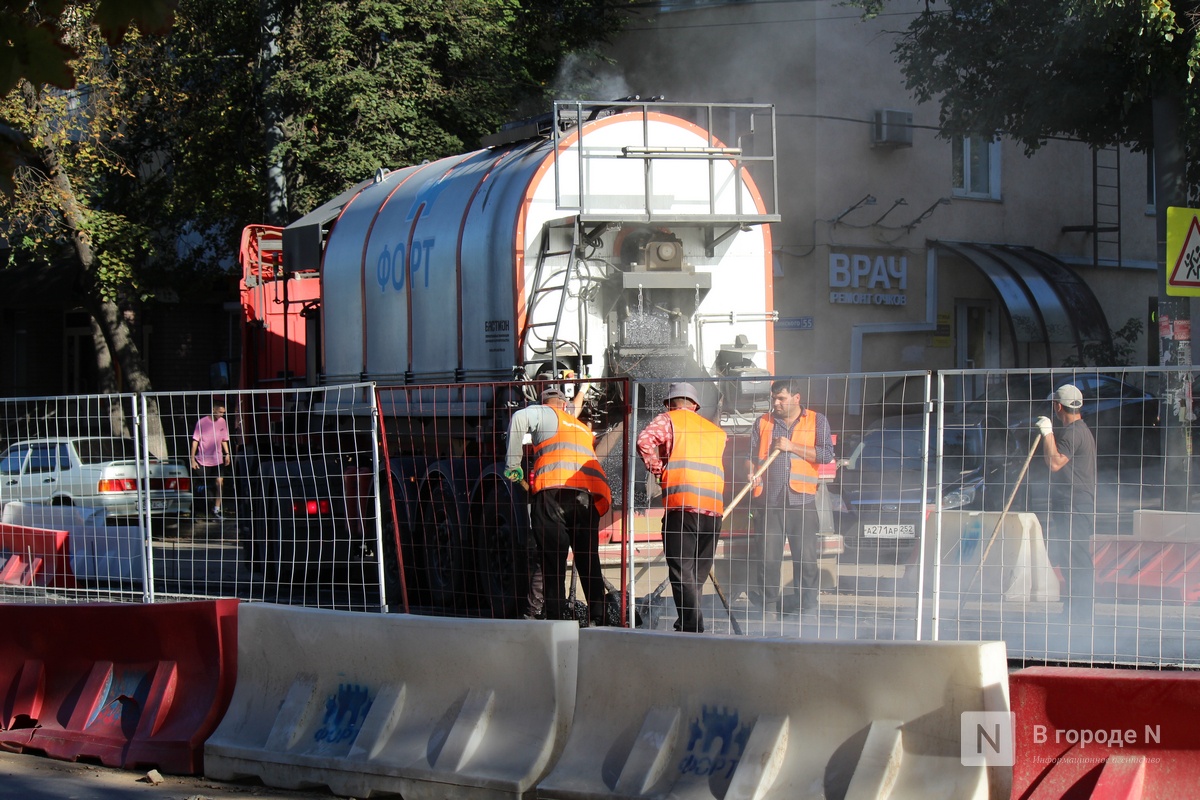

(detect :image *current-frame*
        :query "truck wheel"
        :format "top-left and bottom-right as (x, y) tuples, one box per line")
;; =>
(415, 477), (463, 613)
(468, 476), (530, 619)
(378, 474), (413, 611)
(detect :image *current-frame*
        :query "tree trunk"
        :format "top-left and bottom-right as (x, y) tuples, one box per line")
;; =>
(260, 0), (288, 225)
(26, 82), (169, 458)
(89, 316), (131, 440)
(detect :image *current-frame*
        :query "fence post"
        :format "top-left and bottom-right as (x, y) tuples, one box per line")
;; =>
(624, 382), (641, 627)
(367, 385), (388, 611)
(138, 393), (156, 603)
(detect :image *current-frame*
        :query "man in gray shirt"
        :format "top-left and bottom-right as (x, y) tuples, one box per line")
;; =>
(1035, 383), (1097, 622)
(506, 387), (610, 624)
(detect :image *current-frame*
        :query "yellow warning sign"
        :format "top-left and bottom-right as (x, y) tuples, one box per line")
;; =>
(1167, 206), (1200, 296)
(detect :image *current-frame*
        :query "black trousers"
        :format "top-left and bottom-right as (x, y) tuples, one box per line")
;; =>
(662, 509), (722, 633)
(528, 488), (604, 622)
(752, 504), (821, 610)
(1046, 495), (1095, 617)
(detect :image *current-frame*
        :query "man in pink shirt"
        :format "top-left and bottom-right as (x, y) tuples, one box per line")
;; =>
(191, 403), (231, 518)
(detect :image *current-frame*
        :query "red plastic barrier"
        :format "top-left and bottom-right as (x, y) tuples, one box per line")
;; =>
(1093, 540), (1200, 604)
(0, 523), (75, 588)
(0, 599), (238, 774)
(1011, 667), (1200, 799)
(0, 553), (42, 585)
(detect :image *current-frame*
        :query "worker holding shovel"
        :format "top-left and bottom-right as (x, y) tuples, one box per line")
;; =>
(744, 379), (835, 617)
(636, 382), (727, 633)
(1038, 384), (1097, 623)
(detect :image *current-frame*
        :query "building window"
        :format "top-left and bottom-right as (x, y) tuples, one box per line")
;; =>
(952, 135), (1001, 200)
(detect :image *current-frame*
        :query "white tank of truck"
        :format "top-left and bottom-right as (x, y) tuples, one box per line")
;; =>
(283, 100), (780, 392)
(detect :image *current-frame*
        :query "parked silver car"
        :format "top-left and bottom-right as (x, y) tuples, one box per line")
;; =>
(0, 437), (192, 519)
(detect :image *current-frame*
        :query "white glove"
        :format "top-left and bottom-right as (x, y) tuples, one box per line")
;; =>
(1035, 416), (1053, 437)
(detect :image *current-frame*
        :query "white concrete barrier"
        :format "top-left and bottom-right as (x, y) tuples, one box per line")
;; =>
(0, 501), (142, 584)
(906, 510), (1058, 604)
(538, 631), (1010, 800)
(204, 605), (579, 799)
(1130, 509), (1200, 542)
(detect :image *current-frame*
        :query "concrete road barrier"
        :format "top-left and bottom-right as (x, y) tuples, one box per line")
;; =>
(0, 523), (74, 588)
(907, 510), (1059, 607)
(204, 605), (579, 799)
(1, 502), (143, 585)
(538, 630), (1011, 799)
(1093, 510), (1200, 604)
(0, 599), (238, 774)
(1011, 666), (1200, 798)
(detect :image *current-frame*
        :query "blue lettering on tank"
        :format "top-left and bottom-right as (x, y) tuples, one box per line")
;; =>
(377, 239), (435, 292)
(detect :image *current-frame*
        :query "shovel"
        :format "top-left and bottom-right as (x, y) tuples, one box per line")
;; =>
(723, 448), (782, 521)
(961, 433), (1043, 603)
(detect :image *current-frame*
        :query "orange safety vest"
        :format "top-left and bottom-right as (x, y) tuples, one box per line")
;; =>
(661, 409), (727, 514)
(531, 407), (612, 515)
(752, 411), (818, 497)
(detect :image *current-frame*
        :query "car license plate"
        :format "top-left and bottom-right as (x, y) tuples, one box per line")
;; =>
(151, 500), (167, 510)
(864, 523), (915, 539)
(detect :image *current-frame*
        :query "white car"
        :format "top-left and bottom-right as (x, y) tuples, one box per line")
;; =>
(0, 437), (192, 519)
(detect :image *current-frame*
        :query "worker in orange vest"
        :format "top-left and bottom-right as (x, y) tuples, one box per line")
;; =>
(506, 387), (611, 624)
(636, 382), (727, 633)
(745, 378), (835, 616)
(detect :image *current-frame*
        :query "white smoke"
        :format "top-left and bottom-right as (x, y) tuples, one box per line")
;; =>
(552, 52), (633, 102)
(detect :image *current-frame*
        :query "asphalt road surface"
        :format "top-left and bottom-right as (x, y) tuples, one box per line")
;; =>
(0, 750), (335, 800)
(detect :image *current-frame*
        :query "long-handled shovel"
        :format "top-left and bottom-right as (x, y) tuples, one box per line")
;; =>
(961, 434), (1043, 603)
(722, 448), (783, 521)
(707, 448), (783, 634)
(709, 568), (743, 635)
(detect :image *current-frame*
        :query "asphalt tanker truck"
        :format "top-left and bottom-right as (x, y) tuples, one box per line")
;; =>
(239, 100), (783, 615)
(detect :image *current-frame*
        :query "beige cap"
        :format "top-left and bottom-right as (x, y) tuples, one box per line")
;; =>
(1051, 384), (1084, 409)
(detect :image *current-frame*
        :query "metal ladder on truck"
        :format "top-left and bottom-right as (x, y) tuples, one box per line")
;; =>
(519, 217), (584, 380)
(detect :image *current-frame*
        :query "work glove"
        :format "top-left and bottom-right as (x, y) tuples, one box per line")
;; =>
(504, 466), (524, 483)
(1034, 416), (1053, 437)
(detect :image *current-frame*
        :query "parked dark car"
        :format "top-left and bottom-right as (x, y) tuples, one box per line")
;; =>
(830, 414), (1012, 563)
(856, 373), (935, 429)
(962, 372), (1160, 459)
(237, 459), (371, 582)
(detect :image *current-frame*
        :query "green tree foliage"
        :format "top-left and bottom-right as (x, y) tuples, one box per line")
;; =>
(0, 0), (175, 186)
(0, 0), (632, 396)
(272, 0), (631, 215)
(0, 5), (166, 393)
(855, 0), (1200, 190)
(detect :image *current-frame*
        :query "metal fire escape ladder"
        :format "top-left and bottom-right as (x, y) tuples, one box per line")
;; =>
(1062, 145), (1122, 267)
(519, 218), (582, 378)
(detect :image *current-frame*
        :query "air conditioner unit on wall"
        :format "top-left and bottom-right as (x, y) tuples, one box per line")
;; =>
(872, 109), (913, 148)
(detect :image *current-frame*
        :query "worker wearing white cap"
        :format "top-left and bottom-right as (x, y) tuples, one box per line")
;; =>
(1035, 383), (1097, 622)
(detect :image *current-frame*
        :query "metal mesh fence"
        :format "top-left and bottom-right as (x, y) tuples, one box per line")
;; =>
(376, 377), (632, 622)
(626, 373), (933, 640)
(3, 368), (1200, 668)
(625, 368), (1200, 669)
(0, 393), (148, 604)
(145, 384), (383, 612)
(930, 367), (1198, 669)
